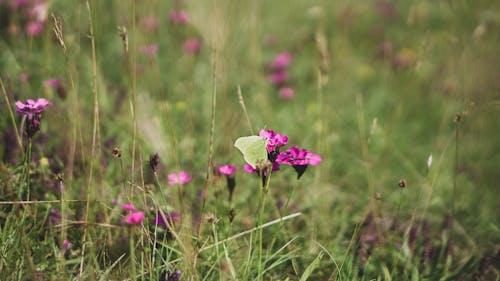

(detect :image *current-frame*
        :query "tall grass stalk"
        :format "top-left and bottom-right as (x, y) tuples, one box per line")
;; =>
(0, 78), (23, 153)
(196, 0), (218, 241)
(129, 0), (138, 195)
(79, 1), (101, 277)
(23, 139), (32, 201)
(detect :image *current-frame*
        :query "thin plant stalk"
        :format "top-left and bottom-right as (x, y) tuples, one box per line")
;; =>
(129, 229), (137, 281)
(23, 139), (32, 201)
(0, 78), (23, 153)
(257, 168), (272, 281)
(212, 222), (222, 281)
(396, 187), (403, 223)
(79, 1), (101, 277)
(196, 16), (218, 241)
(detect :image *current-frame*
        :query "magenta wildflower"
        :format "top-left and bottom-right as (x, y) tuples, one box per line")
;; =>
(141, 16), (160, 31)
(125, 211), (145, 225)
(168, 9), (188, 24)
(276, 146), (322, 166)
(19, 73), (30, 83)
(279, 87), (295, 100)
(259, 129), (288, 153)
(16, 98), (52, 137)
(25, 21), (44, 37)
(168, 171), (192, 185)
(243, 163), (258, 173)
(269, 52), (293, 71)
(15, 98), (51, 120)
(139, 44), (159, 56)
(28, 1), (49, 22)
(218, 164), (238, 176)
(62, 239), (72, 252)
(122, 203), (136, 212)
(182, 38), (202, 54)
(268, 71), (289, 86)
(177, 10), (188, 24)
(218, 164), (239, 201)
(239, 129), (322, 180)
(243, 162), (280, 174)
(154, 211), (180, 228)
(43, 78), (61, 88)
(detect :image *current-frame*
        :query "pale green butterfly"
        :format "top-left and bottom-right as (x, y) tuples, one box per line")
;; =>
(234, 136), (268, 169)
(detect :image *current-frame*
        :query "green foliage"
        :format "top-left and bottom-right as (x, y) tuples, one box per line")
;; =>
(0, 0), (499, 280)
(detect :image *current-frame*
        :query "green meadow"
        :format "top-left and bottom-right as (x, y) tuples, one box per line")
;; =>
(0, 0), (499, 280)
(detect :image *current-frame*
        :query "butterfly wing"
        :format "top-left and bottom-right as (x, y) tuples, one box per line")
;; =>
(234, 136), (267, 169)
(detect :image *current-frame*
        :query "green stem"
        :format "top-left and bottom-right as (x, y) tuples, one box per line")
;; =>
(129, 229), (137, 281)
(257, 168), (272, 281)
(25, 139), (32, 201)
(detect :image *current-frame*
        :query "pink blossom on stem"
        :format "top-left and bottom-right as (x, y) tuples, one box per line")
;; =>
(168, 9), (188, 24)
(139, 44), (159, 56)
(243, 164), (258, 173)
(269, 52), (293, 71)
(259, 129), (288, 152)
(276, 146), (322, 166)
(25, 21), (44, 37)
(141, 16), (160, 31)
(125, 211), (145, 225)
(122, 203), (136, 212)
(168, 171), (192, 185)
(177, 10), (188, 24)
(268, 71), (289, 86)
(279, 87), (295, 100)
(63, 239), (72, 252)
(15, 98), (51, 120)
(183, 38), (202, 54)
(43, 78), (61, 88)
(29, 1), (49, 22)
(218, 164), (238, 176)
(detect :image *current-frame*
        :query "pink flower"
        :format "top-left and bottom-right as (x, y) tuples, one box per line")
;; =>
(276, 146), (322, 166)
(15, 98), (52, 120)
(43, 78), (61, 88)
(29, 1), (49, 22)
(122, 203), (136, 212)
(243, 163), (258, 173)
(63, 239), (72, 252)
(19, 73), (30, 83)
(168, 9), (188, 24)
(279, 87), (295, 100)
(168, 171), (192, 185)
(268, 71), (289, 86)
(259, 129), (288, 152)
(125, 211), (145, 225)
(269, 52), (293, 71)
(177, 10), (188, 24)
(218, 164), (238, 176)
(141, 16), (160, 31)
(243, 162), (280, 174)
(139, 44), (158, 56)
(25, 21), (44, 37)
(183, 38), (202, 54)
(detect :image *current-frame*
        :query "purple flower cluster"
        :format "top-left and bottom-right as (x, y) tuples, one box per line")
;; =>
(245, 129), (322, 179)
(15, 98), (51, 138)
(267, 52), (295, 100)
